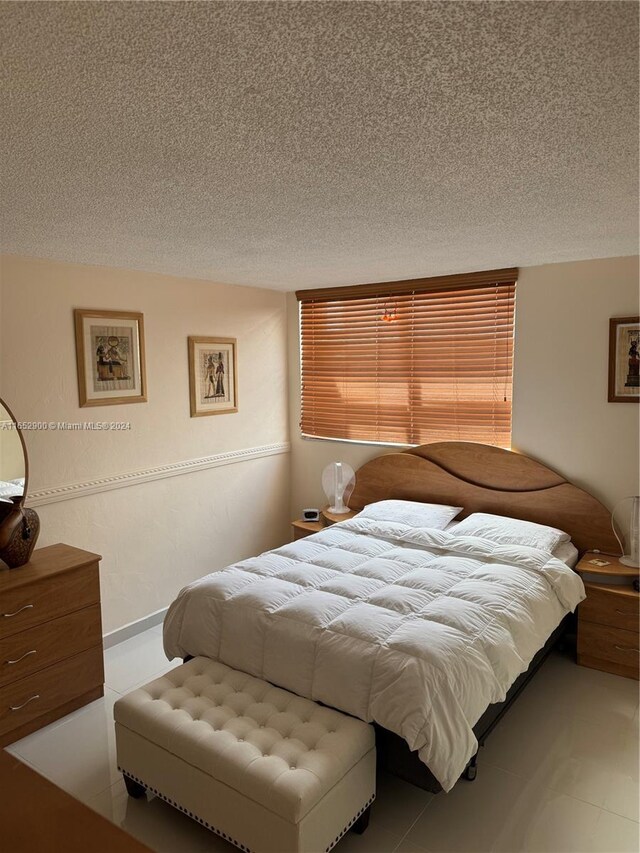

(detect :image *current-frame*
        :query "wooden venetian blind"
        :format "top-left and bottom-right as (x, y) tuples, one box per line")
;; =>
(297, 268), (517, 448)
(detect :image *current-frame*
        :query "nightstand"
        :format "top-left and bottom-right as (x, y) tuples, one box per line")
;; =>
(291, 519), (324, 541)
(575, 552), (639, 680)
(291, 508), (358, 541)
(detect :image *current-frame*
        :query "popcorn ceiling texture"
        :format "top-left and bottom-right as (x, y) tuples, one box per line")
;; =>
(1, 1), (638, 290)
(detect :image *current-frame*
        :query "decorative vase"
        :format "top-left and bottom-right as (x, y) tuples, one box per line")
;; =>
(0, 497), (40, 568)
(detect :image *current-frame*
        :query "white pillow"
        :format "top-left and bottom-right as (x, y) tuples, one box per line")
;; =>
(452, 512), (570, 551)
(552, 540), (579, 568)
(358, 500), (463, 529)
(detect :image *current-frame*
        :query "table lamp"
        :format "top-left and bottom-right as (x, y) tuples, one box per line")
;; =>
(612, 495), (640, 568)
(322, 462), (356, 514)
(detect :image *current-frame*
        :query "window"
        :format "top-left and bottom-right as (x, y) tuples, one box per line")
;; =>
(297, 268), (517, 448)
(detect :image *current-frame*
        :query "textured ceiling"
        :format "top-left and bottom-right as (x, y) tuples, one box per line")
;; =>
(1, 1), (638, 291)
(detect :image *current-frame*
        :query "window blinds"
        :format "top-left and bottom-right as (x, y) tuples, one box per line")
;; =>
(297, 268), (517, 448)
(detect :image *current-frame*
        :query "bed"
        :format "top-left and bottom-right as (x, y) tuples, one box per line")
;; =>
(163, 442), (619, 793)
(0, 478), (25, 499)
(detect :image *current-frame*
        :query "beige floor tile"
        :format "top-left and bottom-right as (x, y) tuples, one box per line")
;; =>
(88, 778), (237, 853)
(602, 768), (640, 822)
(370, 771), (433, 837)
(514, 651), (639, 728)
(483, 704), (632, 788)
(585, 810), (640, 853)
(621, 719), (640, 782)
(546, 756), (613, 808)
(492, 784), (602, 853)
(404, 764), (528, 853)
(104, 628), (175, 694)
(8, 687), (122, 801)
(395, 841), (430, 853)
(334, 825), (402, 853)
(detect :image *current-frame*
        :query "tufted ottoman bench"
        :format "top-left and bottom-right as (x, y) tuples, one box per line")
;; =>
(114, 657), (376, 853)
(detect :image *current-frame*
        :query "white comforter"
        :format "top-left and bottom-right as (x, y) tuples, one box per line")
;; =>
(163, 518), (585, 791)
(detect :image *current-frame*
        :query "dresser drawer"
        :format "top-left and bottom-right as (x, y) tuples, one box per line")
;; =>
(0, 605), (102, 686)
(0, 645), (104, 737)
(578, 621), (639, 674)
(0, 563), (100, 639)
(580, 585), (639, 632)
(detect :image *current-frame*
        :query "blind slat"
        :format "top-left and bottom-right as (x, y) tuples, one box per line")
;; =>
(300, 274), (516, 448)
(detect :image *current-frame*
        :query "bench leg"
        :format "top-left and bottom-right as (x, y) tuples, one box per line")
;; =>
(351, 806), (371, 835)
(123, 774), (147, 799)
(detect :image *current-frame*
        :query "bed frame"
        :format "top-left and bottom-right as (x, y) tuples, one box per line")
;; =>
(346, 442), (619, 790)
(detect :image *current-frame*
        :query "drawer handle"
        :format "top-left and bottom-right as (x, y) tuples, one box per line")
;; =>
(3, 604), (34, 618)
(10, 694), (39, 711)
(614, 645), (640, 653)
(5, 650), (37, 665)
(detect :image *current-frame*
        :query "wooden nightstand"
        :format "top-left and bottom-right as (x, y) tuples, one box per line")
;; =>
(291, 508), (358, 541)
(575, 552), (639, 680)
(291, 519), (324, 541)
(0, 544), (104, 745)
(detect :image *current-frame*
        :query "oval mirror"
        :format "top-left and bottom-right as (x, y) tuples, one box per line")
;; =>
(0, 397), (28, 504)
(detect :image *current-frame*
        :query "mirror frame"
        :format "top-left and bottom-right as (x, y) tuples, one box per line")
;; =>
(0, 396), (29, 506)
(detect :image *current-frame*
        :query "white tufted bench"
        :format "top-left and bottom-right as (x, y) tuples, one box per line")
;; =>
(114, 657), (376, 853)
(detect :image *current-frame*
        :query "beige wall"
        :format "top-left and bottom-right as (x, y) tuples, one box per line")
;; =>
(0, 254), (290, 632)
(288, 256), (640, 533)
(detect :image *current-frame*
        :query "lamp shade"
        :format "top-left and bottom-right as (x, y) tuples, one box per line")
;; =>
(612, 496), (640, 568)
(322, 462), (356, 514)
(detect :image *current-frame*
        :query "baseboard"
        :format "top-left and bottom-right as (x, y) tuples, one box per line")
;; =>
(103, 606), (168, 649)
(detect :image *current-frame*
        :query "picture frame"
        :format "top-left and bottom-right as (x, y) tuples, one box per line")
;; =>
(74, 309), (147, 407)
(188, 336), (238, 417)
(608, 316), (640, 403)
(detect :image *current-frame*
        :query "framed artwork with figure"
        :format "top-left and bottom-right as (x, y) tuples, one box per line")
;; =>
(74, 309), (147, 407)
(608, 316), (640, 403)
(188, 336), (238, 417)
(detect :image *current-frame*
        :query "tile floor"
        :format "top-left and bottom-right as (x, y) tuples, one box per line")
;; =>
(6, 628), (639, 853)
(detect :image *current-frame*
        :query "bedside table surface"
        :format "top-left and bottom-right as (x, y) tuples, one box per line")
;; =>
(291, 518), (323, 533)
(575, 552), (638, 579)
(321, 507), (358, 524)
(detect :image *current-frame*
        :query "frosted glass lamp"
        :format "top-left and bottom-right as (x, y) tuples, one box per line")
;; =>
(322, 462), (356, 514)
(612, 496), (640, 568)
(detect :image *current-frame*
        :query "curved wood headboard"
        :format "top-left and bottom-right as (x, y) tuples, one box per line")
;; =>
(349, 442), (619, 555)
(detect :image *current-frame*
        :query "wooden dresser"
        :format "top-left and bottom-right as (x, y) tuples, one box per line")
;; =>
(0, 749), (150, 852)
(575, 552), (639, 680)
(0, 544), (104, 746)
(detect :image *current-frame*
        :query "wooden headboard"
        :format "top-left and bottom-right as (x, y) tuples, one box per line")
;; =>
(349, 442), (619, 555)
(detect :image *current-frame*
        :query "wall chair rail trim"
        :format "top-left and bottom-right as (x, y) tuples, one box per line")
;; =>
(26, 442), (291, 507)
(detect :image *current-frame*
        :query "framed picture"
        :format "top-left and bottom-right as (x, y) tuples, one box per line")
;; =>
(74, 309), (147, 407)
(188, 336), (238, 417)
(608, 316), (640, 403)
